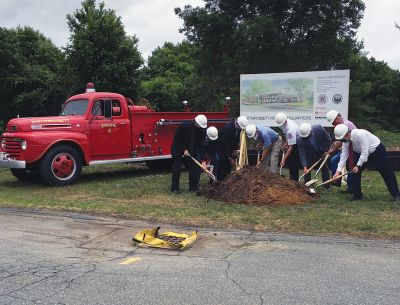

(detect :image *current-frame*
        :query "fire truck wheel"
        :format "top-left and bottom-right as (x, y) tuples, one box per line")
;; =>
(10, 168), (40, 182)
(40, 145), (82, 186)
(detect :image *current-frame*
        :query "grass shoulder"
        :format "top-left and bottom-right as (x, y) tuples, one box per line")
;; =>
(0, 164), (399, 239)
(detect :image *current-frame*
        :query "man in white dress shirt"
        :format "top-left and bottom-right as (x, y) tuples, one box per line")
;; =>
(333, 124), (400, 202)
(275, 112), (300, 181)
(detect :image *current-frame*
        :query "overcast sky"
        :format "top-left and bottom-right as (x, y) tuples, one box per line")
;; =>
(1, 0), (399, 70)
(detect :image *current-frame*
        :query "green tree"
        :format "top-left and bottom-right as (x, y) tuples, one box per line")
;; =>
(65, 0), (143, 97)
(0, 26), (65, 123)
(287, 78), (313, 102)
(176, 0), (365, 114)
(246, 80), (272, 96)
(349, 55), (400, 131)
(140, 41), (199, 111)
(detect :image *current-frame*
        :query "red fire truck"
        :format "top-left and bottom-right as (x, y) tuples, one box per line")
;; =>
(0, 83), (230, 186)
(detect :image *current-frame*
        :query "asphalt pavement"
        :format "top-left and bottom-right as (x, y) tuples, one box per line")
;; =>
(0, 207), (399, 305)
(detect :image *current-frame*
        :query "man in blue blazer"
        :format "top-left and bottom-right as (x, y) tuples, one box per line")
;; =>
(298, 123), (332, 187)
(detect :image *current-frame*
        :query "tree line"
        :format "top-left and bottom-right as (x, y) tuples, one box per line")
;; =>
(0, 0), (399, 132)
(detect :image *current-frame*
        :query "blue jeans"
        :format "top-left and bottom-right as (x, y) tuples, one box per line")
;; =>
(330, 151), (353, 191)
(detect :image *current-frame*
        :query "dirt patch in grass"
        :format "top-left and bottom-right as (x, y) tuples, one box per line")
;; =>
(202, 167), (316, 206)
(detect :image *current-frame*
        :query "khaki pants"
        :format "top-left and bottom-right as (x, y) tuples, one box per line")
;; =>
(260, 136), (282, 174)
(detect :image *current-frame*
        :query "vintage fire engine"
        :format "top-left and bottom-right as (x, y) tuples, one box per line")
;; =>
(0, 83), (230, 186)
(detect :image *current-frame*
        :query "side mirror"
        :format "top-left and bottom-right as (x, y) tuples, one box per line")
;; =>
(104, 99), (112, 119)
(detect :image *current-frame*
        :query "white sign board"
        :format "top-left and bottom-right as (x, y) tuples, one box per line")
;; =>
(240, 70), (349, 127)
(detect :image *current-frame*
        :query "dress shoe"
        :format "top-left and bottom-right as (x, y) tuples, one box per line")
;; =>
(171, 189), (181, 194)
(392, 194), (400, 203)
(350, 195), (363, 201)
(341, 189), (353, 194)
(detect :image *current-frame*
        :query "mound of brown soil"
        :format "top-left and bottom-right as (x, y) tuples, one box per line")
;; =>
(203, 167), (316, 206)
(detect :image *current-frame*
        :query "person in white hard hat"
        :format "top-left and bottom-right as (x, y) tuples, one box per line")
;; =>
(325, 110), (357, 192)
(333, 124), (400, 202)
(216, 116), (248, 180)
(170, 114), (208, 193)
(297, 123), (331, 187)
(245, 124), (282, 174)
(275, 112), (300, 181)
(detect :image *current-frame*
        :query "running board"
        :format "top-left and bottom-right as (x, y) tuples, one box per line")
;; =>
(89, 155), (172, 166)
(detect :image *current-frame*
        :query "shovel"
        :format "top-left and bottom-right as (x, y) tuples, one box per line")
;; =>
(298, 156), (324, 182)
(308, 171), (353, 194)
(187, 154), (216, 181)
(304, 154), (330, 187)
(255, 149), (261, 168)
(279, 151), (285, 176)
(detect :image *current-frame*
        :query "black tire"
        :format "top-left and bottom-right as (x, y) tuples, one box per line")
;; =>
(145, 159), (173, 171)
(10, 168), (40, 181)
(40, 145), (82, 186)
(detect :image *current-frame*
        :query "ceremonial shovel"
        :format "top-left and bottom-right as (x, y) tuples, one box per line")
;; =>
(308, 171), (354, 194)
(187, 154), (216, 181)
(279, 152), (285, 176)
(304, 154), (330, 187)
(298, 156), (324, 182)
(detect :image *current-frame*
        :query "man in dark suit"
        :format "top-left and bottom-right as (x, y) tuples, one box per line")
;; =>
(170, 114), (207, 193)
(216, 116), (248, 180)
(297, 123), (331, 186)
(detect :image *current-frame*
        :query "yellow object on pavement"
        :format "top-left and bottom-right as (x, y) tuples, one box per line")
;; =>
(132, 227), (198, 250)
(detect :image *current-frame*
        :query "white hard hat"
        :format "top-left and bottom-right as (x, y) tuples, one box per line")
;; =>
(275, 112), (287, 126)
(206, 126), (218, 140)
(326, 110), (339, 124)
(237, 116), (248, 129)
(245, 124), (257, 139)
(299, 123), (312, 138)
(334, 124), (349, 140)
(195, 114), (207, 128)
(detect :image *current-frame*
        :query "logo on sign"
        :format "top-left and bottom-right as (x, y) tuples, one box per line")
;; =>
(332, 94), (343, 104)
(318, 94), (327, 105)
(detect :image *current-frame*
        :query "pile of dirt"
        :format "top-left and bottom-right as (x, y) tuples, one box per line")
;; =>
(203, 167), (316, 206)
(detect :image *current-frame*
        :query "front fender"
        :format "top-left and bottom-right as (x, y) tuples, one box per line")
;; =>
(2, 131), (90, 165)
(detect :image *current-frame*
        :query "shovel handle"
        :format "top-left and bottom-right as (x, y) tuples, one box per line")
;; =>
(279, 152), (285, 175)
(315, 171), (353, 189)
(298, 156), (324, 182)
(187, 154), (216, 181)
(257, 150), (261, 165)
(315, 154), (330, 177)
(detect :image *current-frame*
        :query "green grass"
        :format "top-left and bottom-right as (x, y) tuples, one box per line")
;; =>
(0, 164), (399, 239)
(374, 130), (400, 151)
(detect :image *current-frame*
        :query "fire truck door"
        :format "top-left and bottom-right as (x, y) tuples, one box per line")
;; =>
(89, 99), (131, 157)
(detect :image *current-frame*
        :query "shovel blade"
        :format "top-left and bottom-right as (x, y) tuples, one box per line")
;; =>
(308, 188), (316, 194)
(305, 179), (319, 187)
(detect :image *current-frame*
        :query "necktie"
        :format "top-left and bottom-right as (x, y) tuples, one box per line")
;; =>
(348, 142), (355, 169)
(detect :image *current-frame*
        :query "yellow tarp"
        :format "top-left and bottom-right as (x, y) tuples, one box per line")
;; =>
(132, 227), (198, 250)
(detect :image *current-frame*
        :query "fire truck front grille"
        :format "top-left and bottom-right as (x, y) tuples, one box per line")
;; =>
(1, 137), (22, 158)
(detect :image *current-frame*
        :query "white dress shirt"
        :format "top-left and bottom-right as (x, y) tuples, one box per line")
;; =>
(337, 129), (381, 171)
(281, 118), (300, 145)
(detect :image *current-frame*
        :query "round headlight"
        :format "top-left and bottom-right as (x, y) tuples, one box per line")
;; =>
(21, 140), (27, 150)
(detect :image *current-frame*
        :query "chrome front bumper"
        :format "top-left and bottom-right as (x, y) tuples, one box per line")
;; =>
(0, 152), (26, 169)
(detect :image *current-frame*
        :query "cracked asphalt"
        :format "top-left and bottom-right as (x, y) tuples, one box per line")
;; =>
(1, 207), (399, 305)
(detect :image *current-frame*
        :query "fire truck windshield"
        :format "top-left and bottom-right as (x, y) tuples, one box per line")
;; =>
(61, 99), (89, 116)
